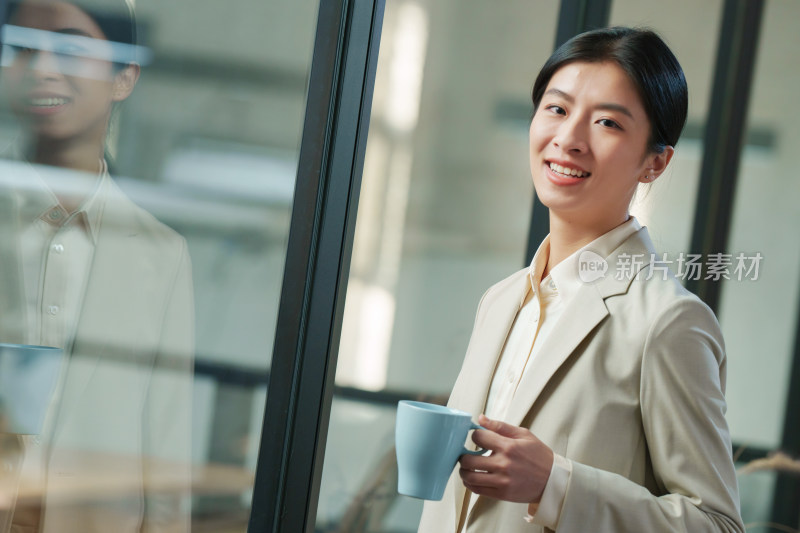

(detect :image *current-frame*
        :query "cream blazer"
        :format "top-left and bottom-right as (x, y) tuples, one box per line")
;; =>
(0, 169), (193, 533)
(418, 227), (744, 533)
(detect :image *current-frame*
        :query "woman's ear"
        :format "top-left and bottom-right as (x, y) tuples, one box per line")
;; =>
(112, 63), (140, 102)
(638, 145), (675, 184)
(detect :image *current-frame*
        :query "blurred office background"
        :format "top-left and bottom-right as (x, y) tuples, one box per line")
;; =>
(1, 0), (797, 532)
(318, 1), (800, 532)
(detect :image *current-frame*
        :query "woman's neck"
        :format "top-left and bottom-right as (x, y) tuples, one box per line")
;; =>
(27, 138), (105, 213)
(544, 211), (630, 277)
(29, 138), (104, 174)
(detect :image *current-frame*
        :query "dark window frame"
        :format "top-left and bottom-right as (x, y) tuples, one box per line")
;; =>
(247, 0), (385, 532)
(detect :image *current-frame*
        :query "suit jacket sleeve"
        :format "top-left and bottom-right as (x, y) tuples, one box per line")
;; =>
(142, 240), (194, 532)
(555, 297), (744, 533)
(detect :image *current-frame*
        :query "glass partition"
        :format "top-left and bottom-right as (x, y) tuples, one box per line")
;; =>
(0, 0), (317, 530)
(315, 0), (559, 530)
(717, 0), (800, 527)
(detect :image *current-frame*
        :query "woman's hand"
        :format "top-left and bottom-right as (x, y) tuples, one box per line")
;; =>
(458, 414), (554, 503)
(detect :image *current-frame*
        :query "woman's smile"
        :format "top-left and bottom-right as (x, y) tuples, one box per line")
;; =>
(23, 91), (73, 116)
(547, 160), (591, 178)
(543, 158), (592, 186)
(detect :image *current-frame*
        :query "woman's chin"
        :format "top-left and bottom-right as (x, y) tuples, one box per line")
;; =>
(23, 125), (78, 144)
(533, 186), (583, 213)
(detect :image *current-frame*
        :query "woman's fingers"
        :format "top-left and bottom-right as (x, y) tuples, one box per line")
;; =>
(471, 415), (542, 451)
(478, 414), (532, 438)
(457, 417), (555, 503)
(458, 451), (494, 472)
(471, 425), (508, 451)
(459, 467), (498, 490)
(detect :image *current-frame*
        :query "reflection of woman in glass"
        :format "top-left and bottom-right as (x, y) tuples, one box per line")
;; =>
(2, 0), (139, 189)
(0, 1), (192, 532)
(418, 28), (743, 533)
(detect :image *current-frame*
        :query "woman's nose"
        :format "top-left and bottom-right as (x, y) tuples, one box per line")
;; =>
(26, 50), (62, 78)
(553, 117), (589, 153)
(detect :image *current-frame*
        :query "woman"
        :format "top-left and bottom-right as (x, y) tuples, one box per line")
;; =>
(0, 1), (193, 532)
(417, 27), (744, 533)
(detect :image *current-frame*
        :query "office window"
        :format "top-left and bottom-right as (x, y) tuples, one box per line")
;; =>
(0, 0), (317, 530)
(717, 0), (800, 525)
(314, 1), (559, 530)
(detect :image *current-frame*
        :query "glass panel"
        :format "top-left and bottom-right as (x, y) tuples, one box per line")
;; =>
(0, 0), (317, 531)
(316, 0), (559, 530)
(735, 455), (778, 530)
(719, 0), (800, 452)
(608, 0), (723, 255)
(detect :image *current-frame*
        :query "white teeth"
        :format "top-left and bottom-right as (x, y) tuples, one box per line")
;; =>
(549, 162), (588, 178)
(29, 97), (68, 107)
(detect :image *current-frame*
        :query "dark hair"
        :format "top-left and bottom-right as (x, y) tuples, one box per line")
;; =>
(6, 0), (137, 48)
(531, 26), (687, 154)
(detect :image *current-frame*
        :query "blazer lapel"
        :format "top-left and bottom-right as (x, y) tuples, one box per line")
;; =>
(452, 268), (530, 422)
(505, 282), (608, 428)
(505, 227), (656, 428)
(50, 183), (148, 436)
(0, 190), (26, 343)
(0, 160), (44, 344)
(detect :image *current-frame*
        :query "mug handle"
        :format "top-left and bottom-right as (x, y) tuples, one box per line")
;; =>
(460, 423), (488, 456)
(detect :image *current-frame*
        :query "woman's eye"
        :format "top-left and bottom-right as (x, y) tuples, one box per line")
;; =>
(7, 45), (34, 54)
(545, 104), (566, 115)
(598, 118), (621, 129)
(54, 44), (86, 56)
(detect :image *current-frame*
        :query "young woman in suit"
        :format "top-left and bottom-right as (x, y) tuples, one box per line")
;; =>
(0, 2), (193, 531)
(417, 27), (744, 533)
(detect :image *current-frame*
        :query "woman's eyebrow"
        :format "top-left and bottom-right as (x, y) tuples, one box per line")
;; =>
(55, 28), (96, 38)
(543, 87), (634, 119)
(595, 102), (634, 119)
(543, 88), (573, 101)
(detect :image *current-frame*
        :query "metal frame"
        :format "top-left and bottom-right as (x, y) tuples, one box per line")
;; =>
(680, 2), (800, 525)
(524, 0), (612, 264)
(247, 0), (385, 531)
(772, 281), (800, 526)
(686, 0), (764, 311)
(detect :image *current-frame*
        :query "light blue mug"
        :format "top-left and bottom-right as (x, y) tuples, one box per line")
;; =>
(0, 343), (65, 434)
(395, 400), (485, 500)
